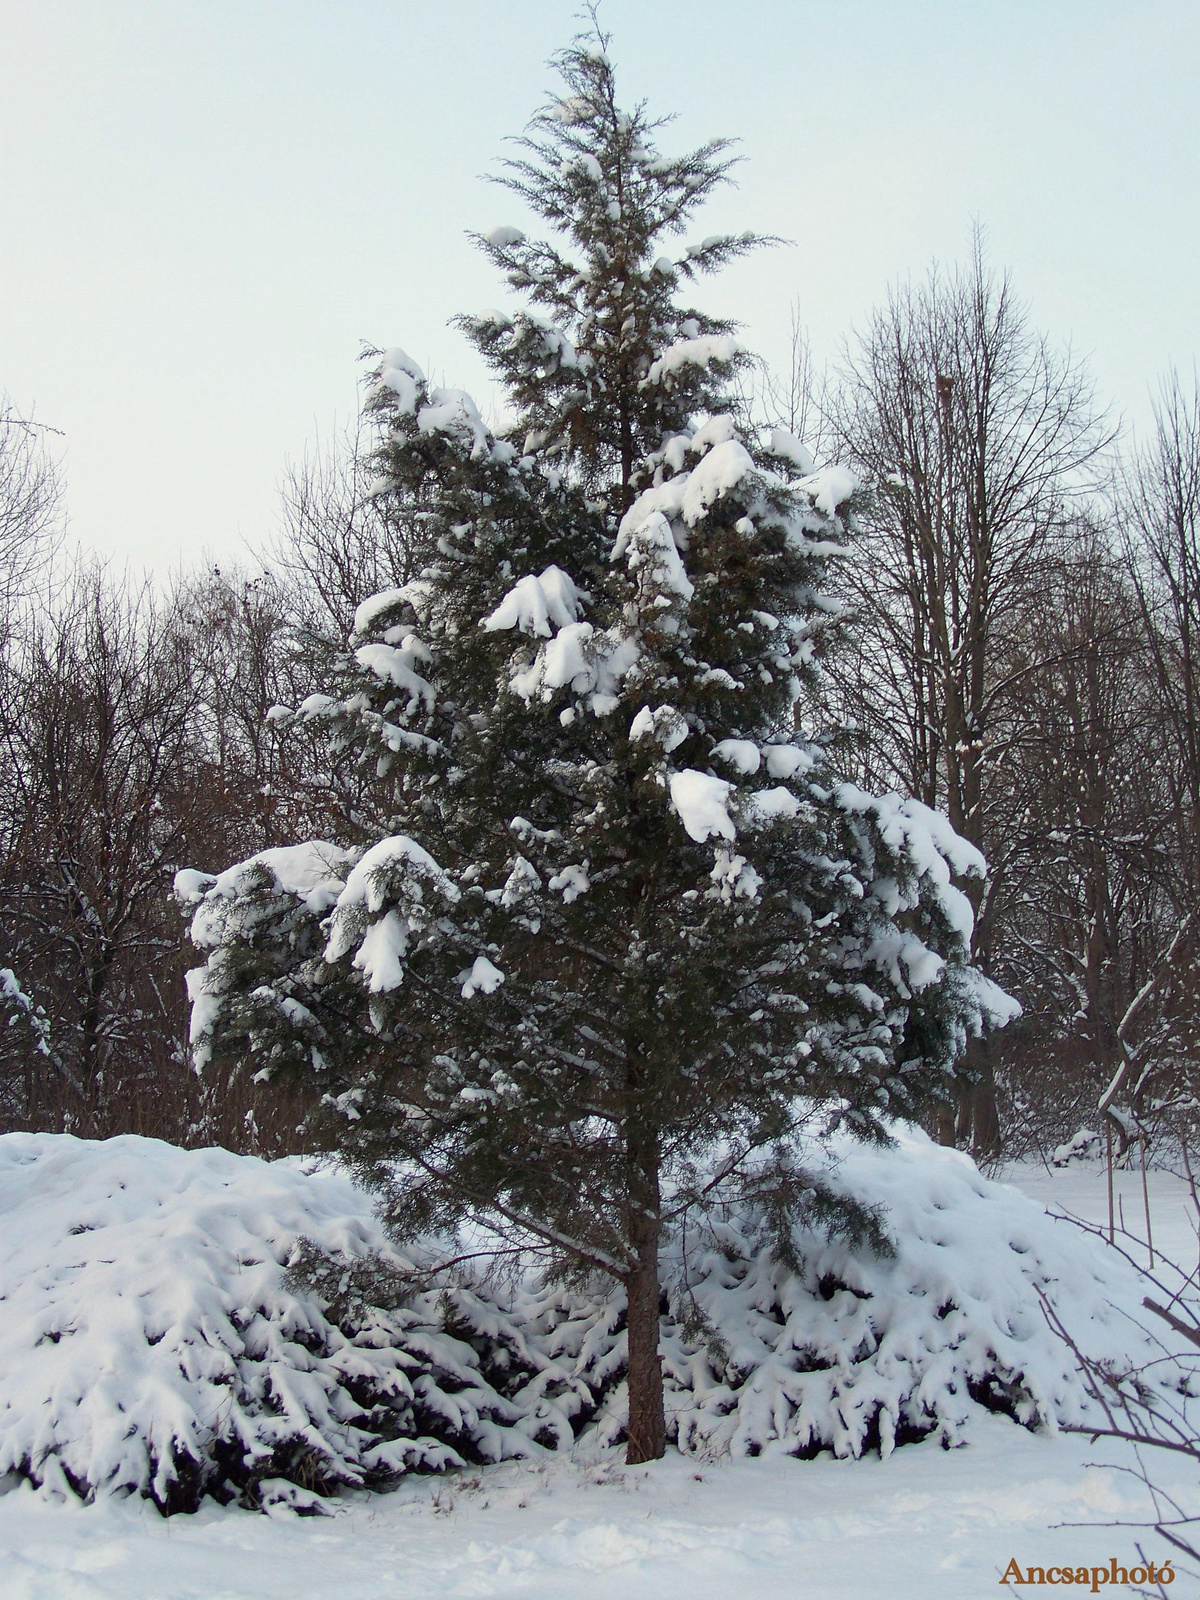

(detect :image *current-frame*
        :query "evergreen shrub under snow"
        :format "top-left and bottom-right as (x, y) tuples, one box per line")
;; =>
(0, 1128), (1177, 1511)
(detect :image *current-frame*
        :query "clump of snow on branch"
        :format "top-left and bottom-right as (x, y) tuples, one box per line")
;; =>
(178, 845), (356, 1069)
(176, 835), (464, 1053)
(629, 703), (688, 752)
(351, 587), (410, 641)
(460, 955), (505, 998)
(796, 465), (858, 516)
(353, 637), (434, 715)
(0, 968), (50, 1055)
(365, 348), (496, 462)
(483, 566), (590, 637)
(767, 429), (815, 476)
(643, 335), (741, 390)
(669, 770), (736, 842)
(324, 835), (460, 995)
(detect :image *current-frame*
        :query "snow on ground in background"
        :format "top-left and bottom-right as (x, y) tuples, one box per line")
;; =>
(1, 1156), (1196, 1599)
(997, 1152), (1199, 1273)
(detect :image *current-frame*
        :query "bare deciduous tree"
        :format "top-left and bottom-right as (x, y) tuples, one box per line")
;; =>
(991, 530), (1178, 1154)
(0, 398), (63, 628)
(1098, 370), (1200, 1148)
(824, 236), (1111, 1152)
(270, 414), (427, 641)
(0, 562), (318, 1147)
(1122, 373), (1200, 906)
(0, 566), (201, 1129)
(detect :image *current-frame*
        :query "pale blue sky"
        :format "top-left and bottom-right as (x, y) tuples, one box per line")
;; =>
(1, 1), (1197, 570)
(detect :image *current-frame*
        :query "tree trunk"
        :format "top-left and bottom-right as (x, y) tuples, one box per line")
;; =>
(624, 1121), (665, 1464)
(970, 1057), (1002, 1156)
(954, 1079), (973, 1146)
(953, 1036), (1002, 1155)
(625, 1237), (665, 1463)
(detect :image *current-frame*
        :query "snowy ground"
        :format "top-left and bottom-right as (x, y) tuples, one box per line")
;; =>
(2, 1157), (1197, 1600)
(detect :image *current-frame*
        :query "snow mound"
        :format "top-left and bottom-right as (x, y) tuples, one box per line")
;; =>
(0, 1136), (575, 1513)
(0, 1129), (1180, 1514)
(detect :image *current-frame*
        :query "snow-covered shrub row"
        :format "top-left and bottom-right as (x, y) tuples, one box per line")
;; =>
(0, 1128), (1175, 1512)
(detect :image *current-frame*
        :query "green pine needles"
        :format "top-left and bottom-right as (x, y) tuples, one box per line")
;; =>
(460, 38), (766, 503)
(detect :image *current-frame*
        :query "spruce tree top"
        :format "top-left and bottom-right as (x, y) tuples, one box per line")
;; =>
(459, 36), (763, 503)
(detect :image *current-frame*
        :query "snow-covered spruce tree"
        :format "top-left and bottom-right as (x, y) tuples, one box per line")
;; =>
(179, 35), (1012, 1466)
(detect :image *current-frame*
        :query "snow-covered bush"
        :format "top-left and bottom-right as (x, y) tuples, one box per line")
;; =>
(532, 1123), (1165, 1459)
(0, 967), (50, 1057)
(1051, 1128), (1103, 1167)
(0, 1128), (1181, 1513)
(0, 1134), (583, 1513)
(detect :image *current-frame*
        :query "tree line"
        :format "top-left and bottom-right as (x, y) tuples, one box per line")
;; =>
(0, 250), (1196, 1171)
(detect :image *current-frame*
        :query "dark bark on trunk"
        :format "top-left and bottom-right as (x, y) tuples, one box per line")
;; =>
(624, 1242), (665, 1463)
(954, 1080), (973, 1147)
(624, 1121), (665, 1464)
(951, 1036), (1002, 1155)
(970, 1053), (1002, 1156)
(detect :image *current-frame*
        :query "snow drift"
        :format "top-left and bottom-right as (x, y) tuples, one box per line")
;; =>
(0, 1128), (1176, 1513)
